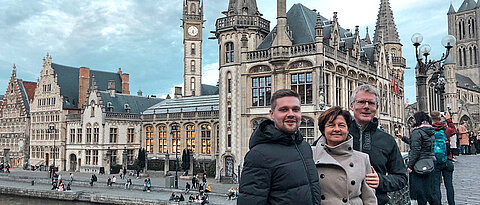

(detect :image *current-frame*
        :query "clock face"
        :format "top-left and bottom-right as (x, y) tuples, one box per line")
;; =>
(188, 26), (198, 36)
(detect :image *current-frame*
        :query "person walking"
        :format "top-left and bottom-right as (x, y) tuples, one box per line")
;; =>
(313, 106), (377, 204)
(238, 89), (321, 205)
(431, 111), (456, 205)
(348, 85), (408, 205)
(469, 131), (477, 155)
(459, 121), (469, 155)
(407, 111), (439, 205)
(185, 182), (191, 193)
(191, 175), (197, 189)
(476, 130), (480, 154)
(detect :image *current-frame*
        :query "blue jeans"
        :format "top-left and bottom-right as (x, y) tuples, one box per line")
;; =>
(461, 145), (469, 154)
(433, 160), (455, 205)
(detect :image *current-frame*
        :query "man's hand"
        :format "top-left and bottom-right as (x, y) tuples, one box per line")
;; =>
(407, 168), (412, 173)
(443, 111), (451, 120)
(394, 133), (403, 140)
(366, 166), (379, 189)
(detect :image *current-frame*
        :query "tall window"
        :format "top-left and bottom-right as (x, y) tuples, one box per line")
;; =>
(227, 134), (232, 148)
(171, 125), (181, 153)
(191, 43), (196, 55)
(228, 78), (232, 93)
(335, 76), (342, 106)
(225, 42), (234, 63)
(127, 150), (134, 164)
(201, 124), (211, 154)
(158, 126), (167, 153)
(111, 150), (117, 165)
(93, 150), (98, 165)
(86, 125), (92, 143)
(325, 73), (330, 105)
(86, 150), (91, 165)
(300, 117), (315, 145)
(77, 128), (82, 143)
(146, 126), (154, 153)
(109, 128), (118, 143)
(347, 79), (354, 104)
(191, 78), (195, 91)
(252, 76), (272, 106)
(291, 72), (313, 104)
(191, 60), (195, 72)
(127, 128), (135, 143)
(93, 124), (99, 143)
(70, 129), (75, 143)
(186, 125), (195, 152)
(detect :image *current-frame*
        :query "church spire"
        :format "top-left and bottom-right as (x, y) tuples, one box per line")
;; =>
(226, 0), (261, 16)
(363, 27), (372, 44)
(373, 0), (400, 44)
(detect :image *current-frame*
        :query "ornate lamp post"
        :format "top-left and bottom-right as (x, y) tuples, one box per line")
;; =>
(170, 125), (179, 189)
(412, 33), (456, 112)
(47, 123), (56, 175)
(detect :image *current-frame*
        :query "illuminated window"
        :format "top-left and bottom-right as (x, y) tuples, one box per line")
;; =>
(171, 125), (181, 153)
(186, 125), (195, 152)
(201, 124), (211, 154)
(146, 126), (154, 153)
(158, 126), (167, 153)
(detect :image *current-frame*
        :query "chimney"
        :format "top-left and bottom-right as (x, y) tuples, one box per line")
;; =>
(118, 68), (130, 95)
(137, 89), (143, 96)
(108, 80), (116, 97)
(78, 67), (90, 109)
(272, 0), (292, 47)
(174, 87), (182, 99)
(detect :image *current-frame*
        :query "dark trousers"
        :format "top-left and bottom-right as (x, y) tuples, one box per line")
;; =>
(433, 161), (455, 205)
(476, 141), (480, 154)
(460, 145), (470, 154)
(410, 171), (440, 205)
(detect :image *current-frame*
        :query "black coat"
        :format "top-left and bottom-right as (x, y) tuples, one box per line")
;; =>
(349, 118), (408, 205)
(408, 126), (435, 169)
(238, 120), (321, 205)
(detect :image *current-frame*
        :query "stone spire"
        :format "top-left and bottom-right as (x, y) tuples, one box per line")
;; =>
(226, 0), (261, 16)
(448, 3), (456, 14)
(363, 27), (372, 44)
(12, 64), (16, 77)
(373, 0), (400, 44)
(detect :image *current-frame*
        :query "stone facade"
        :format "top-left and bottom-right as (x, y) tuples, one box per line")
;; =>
(212, 0), (407, 179)
(0, 65), (36, 168)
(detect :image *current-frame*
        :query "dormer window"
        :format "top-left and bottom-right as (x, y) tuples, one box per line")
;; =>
(124, 104), (131, 113)
(107, 102), (114, 112)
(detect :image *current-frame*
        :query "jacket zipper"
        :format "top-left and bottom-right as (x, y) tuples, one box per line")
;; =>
(293, 136), (315, 204)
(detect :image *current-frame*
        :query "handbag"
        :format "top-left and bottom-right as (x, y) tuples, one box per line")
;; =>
(413, 158), (434, 174)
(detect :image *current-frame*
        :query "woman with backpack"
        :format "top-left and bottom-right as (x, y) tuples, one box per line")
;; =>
(407, 111), (439, 205)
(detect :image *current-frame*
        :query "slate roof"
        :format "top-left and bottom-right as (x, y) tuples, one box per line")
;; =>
(201, 84), (219, 96)
(448, 3), (456, 14)
(458, 0), (477, 12)
(456, 73), (480, 92)
(22, 81), (37, 102)
(143, 95), (219, 114)
(99, 92), (163, 114)
(51, 63), (122, 109)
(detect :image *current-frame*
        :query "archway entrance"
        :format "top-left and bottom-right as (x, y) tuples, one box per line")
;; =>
(70, 154), (77, 172)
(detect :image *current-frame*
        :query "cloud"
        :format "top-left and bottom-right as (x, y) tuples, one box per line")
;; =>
(203, 62), (219, 86)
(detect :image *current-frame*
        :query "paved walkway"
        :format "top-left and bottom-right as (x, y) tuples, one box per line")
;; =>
(0, 169), (237, 204)
(441, 154), (480, 204)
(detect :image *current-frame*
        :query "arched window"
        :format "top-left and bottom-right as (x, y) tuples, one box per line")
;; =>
(201, 124), (211, 154)
(463, 48), (467, 66)
(300, 117), (315, 145)
(470, 47), (473, 65)
(459, 48), (463, 66)
(191, 60), (195, 72)
(186, 124), (195, 152)
(145, 126), (154, 153)
(158, 125), (167, 153)
(171, 124), (181, 153)
(191, 78), (195, 91)
(225, 42), (234, 63)
(190, 3), (196, 14)
(191, 43), (196, 55)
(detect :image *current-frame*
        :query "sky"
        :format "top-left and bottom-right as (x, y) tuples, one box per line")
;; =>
(0, 0), (464, 103)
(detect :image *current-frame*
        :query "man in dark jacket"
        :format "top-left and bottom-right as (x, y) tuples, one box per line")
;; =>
(238, 89), (321, 205)
(349, 84), (408, 205)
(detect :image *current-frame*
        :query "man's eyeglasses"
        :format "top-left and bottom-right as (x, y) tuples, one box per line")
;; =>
(354, 100), (377, 107)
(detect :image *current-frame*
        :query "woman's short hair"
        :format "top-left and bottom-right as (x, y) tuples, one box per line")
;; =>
(412, 111), (431, 127)
(317, 106), (352, 136)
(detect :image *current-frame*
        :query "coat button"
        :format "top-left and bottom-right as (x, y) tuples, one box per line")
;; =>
(342, 198), (348, 203)
(351, 180), (355, 185)
(321, 195), (326, 200)
(349, 162), (354, 167)
(320, 174), (325, 179)
(348, 147), (352, 150)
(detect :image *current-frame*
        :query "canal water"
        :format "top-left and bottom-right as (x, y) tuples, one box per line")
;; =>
(0, 194), (96, 205)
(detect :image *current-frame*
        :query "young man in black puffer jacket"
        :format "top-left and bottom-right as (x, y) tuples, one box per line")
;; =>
(238, 89), (321, 205)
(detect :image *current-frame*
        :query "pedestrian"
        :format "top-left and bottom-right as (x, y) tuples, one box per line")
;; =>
(477, 129), (480, 154)
(123, 168), (127, 179)
(67, 173), (73, 190)
(459, 121), (469, 155)
(107, 176), (111, 186)
(202, 173), (207, 184)
(238, 89), (321, 205)
(313, 106), (377, 204)
(469, 131), (477, 155)
(90, 174), (96, 186)
(191, 176), (196, 189)
(407, 111), (439, 205)
(5, 164), (10, 173)
(169, 192), (176, 201)
(431, 111), (456, 205)
(349, 84), (408, 205)
(179, 193), (185, 201)
(227, 187), (235, 200)
(112, 176), (116, 185)
(125, 177), (132, 189)
(185, 182), (191, 193)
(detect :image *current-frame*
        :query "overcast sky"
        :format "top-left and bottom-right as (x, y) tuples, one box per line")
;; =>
(0, 0), (464, 103)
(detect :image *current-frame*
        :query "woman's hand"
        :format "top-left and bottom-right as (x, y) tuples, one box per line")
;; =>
(407, 168), (412, 173)
(366, 166), (379, 189)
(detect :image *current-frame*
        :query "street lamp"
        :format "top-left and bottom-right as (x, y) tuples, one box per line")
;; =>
(170, 124), (179, 189)
(412, 33), (456, 112)
(47, 123), (56, 175)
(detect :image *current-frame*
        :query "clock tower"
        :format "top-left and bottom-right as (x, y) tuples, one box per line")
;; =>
(182, 0), (204, 97)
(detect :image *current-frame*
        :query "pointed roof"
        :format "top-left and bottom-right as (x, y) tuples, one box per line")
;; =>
(458, 0), (476, 12)
(448, 3), (456, 14)
(227, 0), (261, 16)
(373, 0), (400, 44)
(143, 95), (219, 114)
(363, 27), (372, 44)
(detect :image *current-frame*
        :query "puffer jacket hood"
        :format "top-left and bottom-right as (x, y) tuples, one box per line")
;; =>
(414, 124), (435, 136)
(249, 119), (303, 149)
(432, 121), (446, 131)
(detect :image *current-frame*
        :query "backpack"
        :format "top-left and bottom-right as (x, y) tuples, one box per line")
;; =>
(434, 129), (448, 163)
